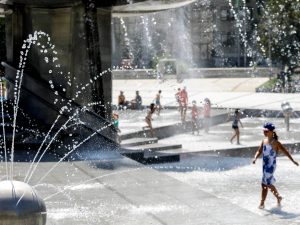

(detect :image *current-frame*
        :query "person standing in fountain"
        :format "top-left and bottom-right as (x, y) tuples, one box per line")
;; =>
(203, 98), (211, 133)
(191, 100), (200, 135)
(112, 112), (121, 143)
(118, 91), (127, 110)
(179, 87), (188, 123)
(154, 90), (162, 116)
(0, 77), (7, 102)
(175, 88), (181, 112)
(131, 90), (142, 110)
(135, 90), (142, 110)
(230, 109), (243, 144)
(143, 103), (156, 137)
(252, 122), (299, 209)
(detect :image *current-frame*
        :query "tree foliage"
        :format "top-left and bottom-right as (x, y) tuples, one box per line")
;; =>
(257, 0), (300, 70)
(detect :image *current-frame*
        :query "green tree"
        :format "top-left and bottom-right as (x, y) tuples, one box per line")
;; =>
(257, 0), (300, 73)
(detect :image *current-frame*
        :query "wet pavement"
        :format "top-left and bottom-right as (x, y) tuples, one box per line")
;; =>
(1, 152), (297, 225)
(117, 107), (300, 155)
(0, 78), (299, 224)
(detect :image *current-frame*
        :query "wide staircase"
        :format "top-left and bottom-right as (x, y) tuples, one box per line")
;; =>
(118, 109), (231, 164)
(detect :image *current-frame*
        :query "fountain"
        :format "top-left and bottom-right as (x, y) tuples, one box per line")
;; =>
(1, 0), (298, 224)
(0, 180), (46, 225)
(0, 1), (200, 224)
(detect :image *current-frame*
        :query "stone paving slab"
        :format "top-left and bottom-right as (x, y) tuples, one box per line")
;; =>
(120, 137), (158, 147)
(0, 152), (284, 225)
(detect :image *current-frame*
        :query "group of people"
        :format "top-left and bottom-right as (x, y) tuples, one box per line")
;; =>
(189, 98), (211, 135)
(141, 87), (212, 137)
(175, 86), (211, 134)
(115, 89), (300, 211)
(118, 90), (142, 110)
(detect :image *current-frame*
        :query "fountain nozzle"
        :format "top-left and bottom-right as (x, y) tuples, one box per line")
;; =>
(0, 180), (46, 225)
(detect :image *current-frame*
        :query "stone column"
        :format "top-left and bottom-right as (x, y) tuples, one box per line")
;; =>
(84, 0), (104, 119)
(97, 8), (113, 120)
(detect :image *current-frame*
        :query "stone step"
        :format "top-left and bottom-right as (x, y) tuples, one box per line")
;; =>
(120, 143), (182, 154)
(120, 112), (229, 141)
(152, 141), (300, 158)
(143, 149), (181, 160)
(122, 151), (180, 165)
(120, 142), (182, 164)
(120, 137), (158, 147)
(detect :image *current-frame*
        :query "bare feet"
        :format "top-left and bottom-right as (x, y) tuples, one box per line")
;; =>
(258, 200), (265, 209)
(277, 196), (283, 207)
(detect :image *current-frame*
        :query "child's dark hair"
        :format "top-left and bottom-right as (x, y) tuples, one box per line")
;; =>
(150, 103), (155, 112)
(273, 131), (278, 140)
(235, 109), (240, 114)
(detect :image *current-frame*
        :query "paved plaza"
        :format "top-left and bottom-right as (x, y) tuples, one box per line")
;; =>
(113, 78), (300, 111)
(1, 0), (299, 223)
(0, 78), (300, 224)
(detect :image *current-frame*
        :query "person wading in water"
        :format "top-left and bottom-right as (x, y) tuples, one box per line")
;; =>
(253, 122), (299, 209)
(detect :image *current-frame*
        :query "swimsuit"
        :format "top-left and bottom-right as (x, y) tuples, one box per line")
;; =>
(232, 115), (238, 129)
(145, 110), (153, 122)
(262, 143), (277, 185)
(155, 94), (161, 105)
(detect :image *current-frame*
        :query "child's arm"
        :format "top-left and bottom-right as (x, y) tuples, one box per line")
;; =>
(277, 142), (299, 166)
(253, 141), (263, 164)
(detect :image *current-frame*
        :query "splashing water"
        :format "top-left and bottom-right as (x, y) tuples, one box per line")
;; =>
(2, 31), (113, 183)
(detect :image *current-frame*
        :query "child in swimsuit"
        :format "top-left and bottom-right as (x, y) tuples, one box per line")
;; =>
(191, 100), (200, 135)
(143, 103), (156, 137)
(230, 109), (243, 144)
(253, 122), (299, 209)
(155, 90), (162, 115)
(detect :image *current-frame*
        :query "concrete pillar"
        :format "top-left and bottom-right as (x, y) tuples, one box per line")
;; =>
(4, 1), (113, 122)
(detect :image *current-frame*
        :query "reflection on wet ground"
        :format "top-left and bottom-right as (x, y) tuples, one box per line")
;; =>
(156, 154), (300, 223)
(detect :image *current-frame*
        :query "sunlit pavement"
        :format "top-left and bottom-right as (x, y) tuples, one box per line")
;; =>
(118, 107), (300, 154)
(0, 78), (299, 224)
(111, 78), (300, 224)
(1, 153), (294, 225)
(113, 78), (300, 111)
(158, 116), (300, 153)
(157, 154), (300, 224)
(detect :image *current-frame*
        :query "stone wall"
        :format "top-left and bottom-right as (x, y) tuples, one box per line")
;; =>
(112, 67), (278, 79)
